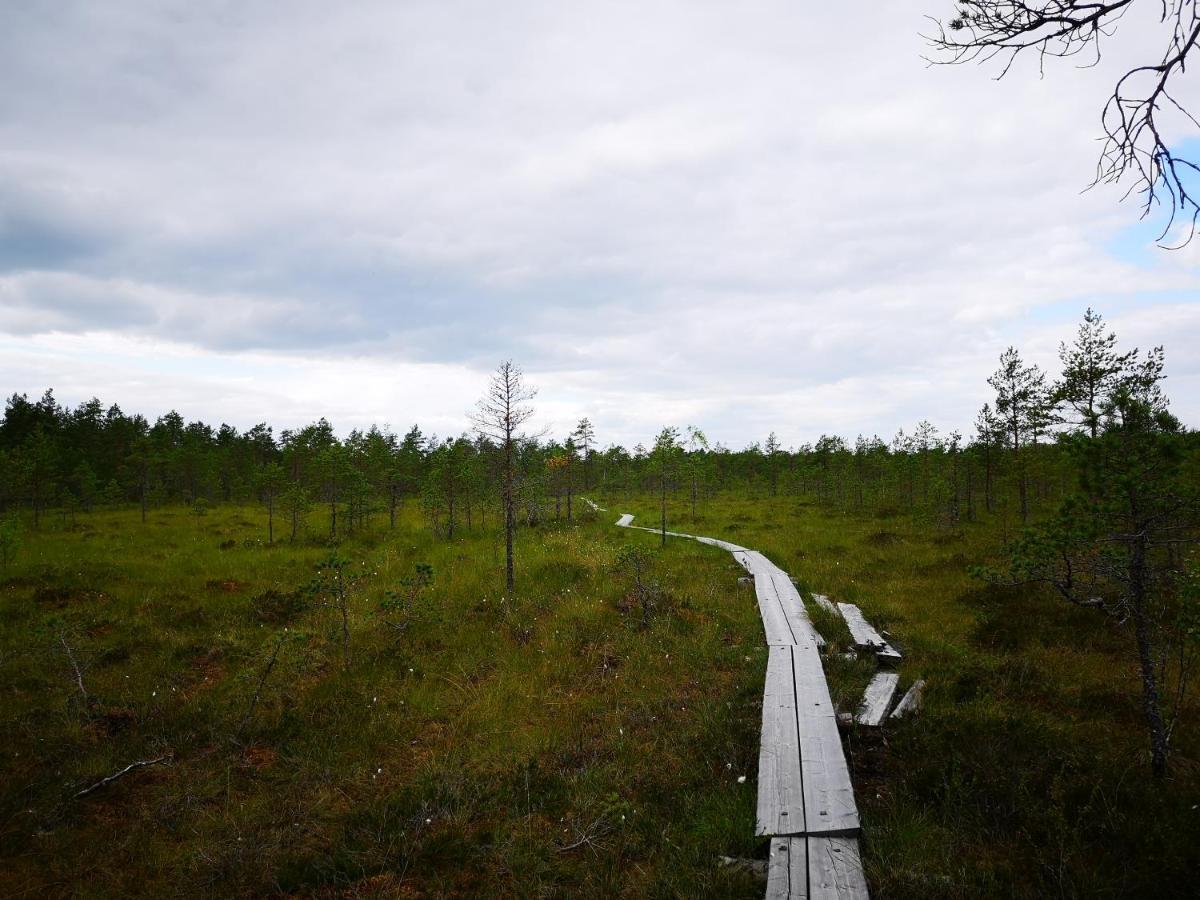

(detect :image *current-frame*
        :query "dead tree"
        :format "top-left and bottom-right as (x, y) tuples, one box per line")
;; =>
(472, 361), (536, 595)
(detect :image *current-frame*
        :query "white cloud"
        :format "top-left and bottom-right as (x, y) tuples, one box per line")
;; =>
(0, 1), (1196, 446)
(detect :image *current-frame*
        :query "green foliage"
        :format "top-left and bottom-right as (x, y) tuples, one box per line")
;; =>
(0, 515), (21, 570)
(379, 562), (434, 630)
(305, 550), (362, 667)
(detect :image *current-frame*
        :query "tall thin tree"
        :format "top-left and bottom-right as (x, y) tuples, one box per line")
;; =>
(472, 361), (536, 594)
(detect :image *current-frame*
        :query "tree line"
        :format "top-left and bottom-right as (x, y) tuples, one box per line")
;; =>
(1, 312), (1194, 541)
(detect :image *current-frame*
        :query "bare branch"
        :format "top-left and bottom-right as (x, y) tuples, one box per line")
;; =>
(59, 629), (90, 707)
(74, 754), (172, 799)
(927, 1), (1200, 243)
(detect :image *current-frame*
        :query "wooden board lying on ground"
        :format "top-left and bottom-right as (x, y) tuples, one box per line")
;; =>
(890, 679), (925, 719)
(810, 593), (840, 616)
(836, 603), (901, 662)
(755, 573), (798, 646)
(766, 836), (870, 900)
(791, 643), (860, 835)
(757, 646), (807, 836)
(766, 837), (808, 900)
(742, 550), (778, 575)
(772, 573), (825, 647)
(855, 673), (900, 726)
(757, 644), (860, 837)
(808, 836), (871, 899)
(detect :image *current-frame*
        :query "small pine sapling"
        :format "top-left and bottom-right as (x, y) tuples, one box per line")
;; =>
(615, 544), (661, 629)
(0, 515), (22, 571)
(305, 552), (362, 669)
(379, 562), (434, 634)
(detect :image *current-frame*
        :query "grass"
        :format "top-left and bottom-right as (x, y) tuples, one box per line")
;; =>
(0, 503), (765, 898)
(1, 493), (1196, 897)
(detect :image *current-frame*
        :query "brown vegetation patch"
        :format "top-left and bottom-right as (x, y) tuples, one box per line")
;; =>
(91, 706), (138, 737)
(186, 651), (225, 695)
(241, 745), (277, 770)
(250, 588), (307, 624)
(846, 727), (896, 806)
(866, 529), (901, 547)
(33, 586), (108, 608)
(205, 579), (247, 593)
(328, 874), (415, 898)
(930, 531), (965, 546)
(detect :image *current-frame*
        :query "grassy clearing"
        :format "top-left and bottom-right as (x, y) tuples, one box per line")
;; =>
(3, 494), (1196, 897)
(0, 504), (765, 898)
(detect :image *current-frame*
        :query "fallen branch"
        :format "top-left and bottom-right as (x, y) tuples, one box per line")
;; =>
(236, 636), (285, 740)
(74, 754), (172, 799)
(59, 629), (90, 706)
(556, 817), (610, 854)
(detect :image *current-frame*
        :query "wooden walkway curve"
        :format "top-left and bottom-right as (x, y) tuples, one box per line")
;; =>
(594, 501), (869, 899)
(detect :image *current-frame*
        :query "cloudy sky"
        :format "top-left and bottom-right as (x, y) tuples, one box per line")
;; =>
(2, 1), (1198, 448)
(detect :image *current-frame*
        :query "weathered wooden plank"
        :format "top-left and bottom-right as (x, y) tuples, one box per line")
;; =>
(836, 603), (901, 662)
(836, 603), (881, 647)
(792, 645), (861, 835)
(810, 593), (840, 616)
(807, 835), (869, 899)
(758, 573), (796, 643)
(757, 646), (806, 836)
(773, 573), (825, 648)
(742, 550), (782, 575)
(755, 572), (797, 645)
(713, 539), (750, 552)
(766, 836), (809, 899)
(855, 672), (900, 726)
(890, 679), (925, 719)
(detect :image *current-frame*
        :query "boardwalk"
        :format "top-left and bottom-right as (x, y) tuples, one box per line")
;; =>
(602, 505), (869, 899)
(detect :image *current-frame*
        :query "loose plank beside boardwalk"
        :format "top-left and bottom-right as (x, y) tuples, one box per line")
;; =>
(836, 603), (902, 663)
(855, 673), (900, 726)
(810, 593), (840, 616)
(890, 680), (925, 719)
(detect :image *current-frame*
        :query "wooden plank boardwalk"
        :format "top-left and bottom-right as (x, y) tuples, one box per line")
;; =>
(603, 504), (868, 899)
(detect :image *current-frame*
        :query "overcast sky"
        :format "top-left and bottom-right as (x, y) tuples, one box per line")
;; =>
(2, 1), (1197, 449)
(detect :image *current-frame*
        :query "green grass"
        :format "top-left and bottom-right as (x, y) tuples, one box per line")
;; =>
(0, 503), (765, 898)
(1, 494), (1196, 897)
